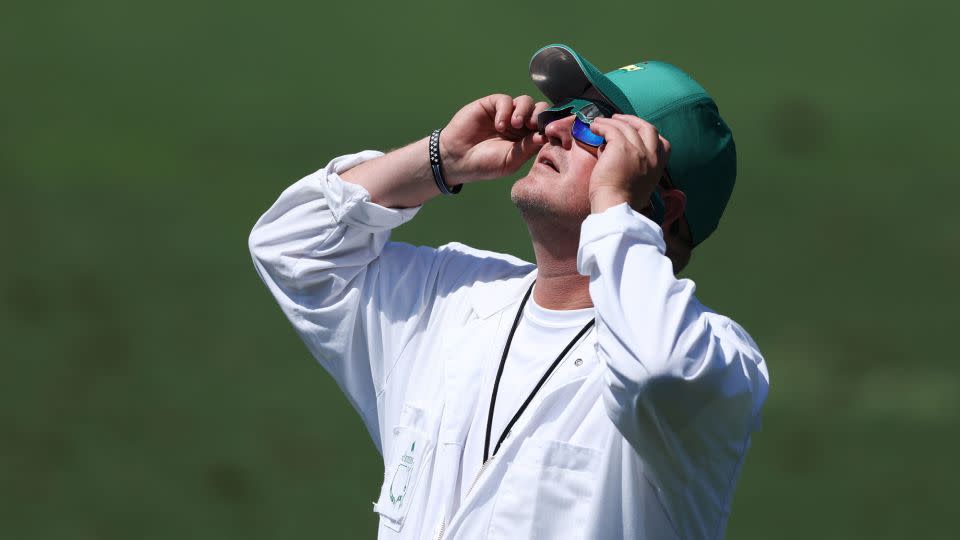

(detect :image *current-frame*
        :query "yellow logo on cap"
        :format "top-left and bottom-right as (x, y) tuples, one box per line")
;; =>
(619, 64), (645, 72)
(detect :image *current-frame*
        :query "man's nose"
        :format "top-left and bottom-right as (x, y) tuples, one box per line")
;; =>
(543, 115), (575, 149)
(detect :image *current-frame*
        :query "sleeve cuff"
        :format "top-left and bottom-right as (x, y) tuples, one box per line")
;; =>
(577, 202), (666, 273)
(319, 150), (422, 231)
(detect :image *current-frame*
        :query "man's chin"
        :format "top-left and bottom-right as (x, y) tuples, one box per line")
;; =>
(511, 176), (592, 226)
(512, 195), (555, 219)
(511, 177), (556, 219)
(514, 191), (585, 227)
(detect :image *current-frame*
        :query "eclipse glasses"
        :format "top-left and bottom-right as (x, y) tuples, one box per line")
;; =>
(536, 98), (613, 147)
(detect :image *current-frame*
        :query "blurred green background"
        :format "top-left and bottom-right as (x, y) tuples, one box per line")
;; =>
(2, 0), (958, 538)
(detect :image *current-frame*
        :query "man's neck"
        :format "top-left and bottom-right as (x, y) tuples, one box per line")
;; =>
(526, 219), (594, 311)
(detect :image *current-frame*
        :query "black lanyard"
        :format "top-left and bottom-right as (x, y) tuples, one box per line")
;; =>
(482, 281), (596, 462)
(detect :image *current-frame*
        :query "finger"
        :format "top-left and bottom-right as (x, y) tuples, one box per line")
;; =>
(591, 117), (644, 152)
(586, 118), (618, 150)
(491, 94), (514, 132)
(528, 101), (550, 131)
(613, 114), (662, 166)
(604, 116), (648, 151)
(504, 131), (546, 174)
(511, 95), (535, 129)
(518, 130), (545, 160)
(611, 113), (651, 130)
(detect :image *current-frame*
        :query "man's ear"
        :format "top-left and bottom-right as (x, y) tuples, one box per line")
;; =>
(660, 188), (687, 233)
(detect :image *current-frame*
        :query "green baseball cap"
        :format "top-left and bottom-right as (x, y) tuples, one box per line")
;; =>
(529, 44), (737, 246)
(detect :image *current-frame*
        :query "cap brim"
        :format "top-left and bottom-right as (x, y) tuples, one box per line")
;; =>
(529, 44), (635, 115)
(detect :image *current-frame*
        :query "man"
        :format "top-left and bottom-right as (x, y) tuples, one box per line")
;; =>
(249, 44), (769, 539)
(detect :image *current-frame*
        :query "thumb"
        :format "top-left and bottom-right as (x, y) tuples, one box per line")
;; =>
(510, 131), (545, 165)
(505, 131), (545, 171)
(519, 131), (546, 158)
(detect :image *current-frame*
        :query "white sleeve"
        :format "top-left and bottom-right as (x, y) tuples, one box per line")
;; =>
(576, 202), (770, 483)
(248, 151), (442, 453)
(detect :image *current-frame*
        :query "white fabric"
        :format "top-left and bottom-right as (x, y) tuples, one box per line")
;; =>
(249, 151), (770, 540)
(456, 295), (595, 510)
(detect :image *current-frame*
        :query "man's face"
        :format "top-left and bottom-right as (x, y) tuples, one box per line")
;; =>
(511, 114), (598, 224)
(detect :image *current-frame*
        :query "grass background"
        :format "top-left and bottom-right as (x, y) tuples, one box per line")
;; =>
(2, 0), (958, 538)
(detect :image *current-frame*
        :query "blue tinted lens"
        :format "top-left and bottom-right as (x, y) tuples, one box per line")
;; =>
(572, 117), (605, 147)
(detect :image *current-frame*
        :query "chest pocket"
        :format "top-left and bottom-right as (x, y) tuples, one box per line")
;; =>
(486, 438), (601, 539)
(374, 403), (437, 533)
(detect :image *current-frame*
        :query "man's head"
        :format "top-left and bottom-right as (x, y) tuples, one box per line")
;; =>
(511, 44), (737, 273)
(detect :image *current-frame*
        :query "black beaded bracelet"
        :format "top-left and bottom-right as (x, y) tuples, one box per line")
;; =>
(429, 128), (462, 195)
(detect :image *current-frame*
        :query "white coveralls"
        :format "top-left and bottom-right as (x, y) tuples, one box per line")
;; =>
(249, 151), (770, 540)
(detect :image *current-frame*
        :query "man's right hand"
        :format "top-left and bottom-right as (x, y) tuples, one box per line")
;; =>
(340, 94), (550, 209)
(441, 94), (550, 184)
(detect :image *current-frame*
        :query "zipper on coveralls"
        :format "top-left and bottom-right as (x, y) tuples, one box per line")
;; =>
(435, 455), (496, 540)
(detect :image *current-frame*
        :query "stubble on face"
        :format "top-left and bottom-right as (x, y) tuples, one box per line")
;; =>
(511, 148), (592, 226)
(510, 176), (556, 219)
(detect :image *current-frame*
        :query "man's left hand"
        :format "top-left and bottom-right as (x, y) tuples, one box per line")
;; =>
(586, 114), (671, 214)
